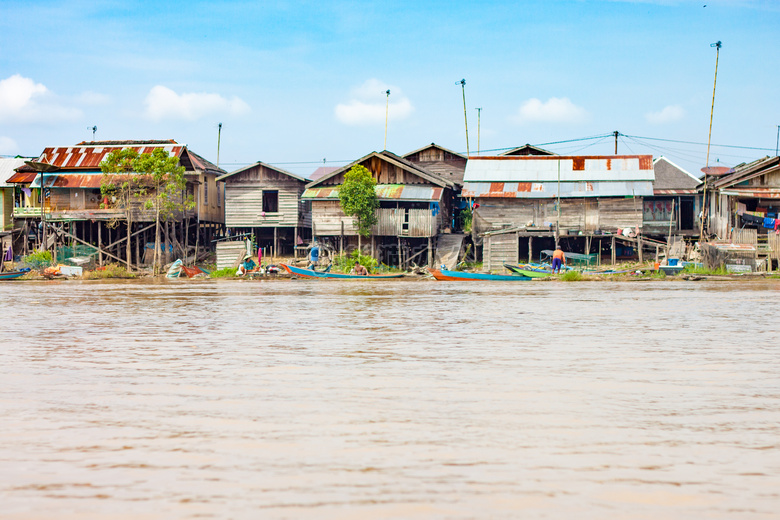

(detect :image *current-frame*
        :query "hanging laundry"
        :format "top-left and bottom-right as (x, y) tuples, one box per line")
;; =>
(763, 217), (775, 229)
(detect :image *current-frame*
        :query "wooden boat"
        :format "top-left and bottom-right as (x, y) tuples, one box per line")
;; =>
(281, 263), (405, 279)
(0, 269), (30, 280)
(429, 268), (531, 281)
(503, 263), (553, 278)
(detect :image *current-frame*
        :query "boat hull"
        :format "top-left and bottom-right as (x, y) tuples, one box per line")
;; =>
(281, 264), (404, 279)
(0, 271), (27, 280)
(429, 268), (531, 281)
(503, 264), (552, 278)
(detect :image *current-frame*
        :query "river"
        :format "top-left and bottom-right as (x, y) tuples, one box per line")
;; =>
(1, 278), (778, 519)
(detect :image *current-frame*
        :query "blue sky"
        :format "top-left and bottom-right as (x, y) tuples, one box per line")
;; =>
(1, 0), (778, 176)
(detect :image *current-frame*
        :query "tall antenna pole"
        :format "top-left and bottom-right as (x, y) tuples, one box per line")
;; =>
(384, 90), (390, 151)
(458, 79), (469, 156)
(614, 130), (619, 154)
(701, 40), (722, 239)
(776, 125), (779, 156)
(217, 123), (223, 168)
(92, 126), (97, 141)
(475, 107), (482, 155)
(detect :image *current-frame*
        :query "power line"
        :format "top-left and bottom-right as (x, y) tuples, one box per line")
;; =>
(622, 133), (775, 153)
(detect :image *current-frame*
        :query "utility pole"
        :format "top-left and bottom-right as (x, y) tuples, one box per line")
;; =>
(384, 90), (390, 151)
(217, 123), (222, 168)
(701, 40), (722, 239)
(475, 108), (482, 155)
(614, 131), (619, 154)
(458, 79), (469, 156)
(776, 125), (779, 156)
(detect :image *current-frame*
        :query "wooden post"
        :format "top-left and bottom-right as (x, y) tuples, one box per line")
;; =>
(655, 244), (659, 264)
(638, 236), (643, 264)
(273, 227), (278, 260)
(397, 236), (402, 268)
(294, 226), (298, 258)
(611, 235), (616, 266)
(98, 224), (103, 267)
(135, 224), (140, 267)
(428, 236), (433, 268)
(528, 236), (533, 264)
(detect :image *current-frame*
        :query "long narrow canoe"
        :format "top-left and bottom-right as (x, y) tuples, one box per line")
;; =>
(281, 263), (405, 279)
(503, 263), (553, 278)
(429, 268), (531, 281)
(0, 270), (28, 280)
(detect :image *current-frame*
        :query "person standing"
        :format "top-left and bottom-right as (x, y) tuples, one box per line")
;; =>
(552, 247), (566, 274)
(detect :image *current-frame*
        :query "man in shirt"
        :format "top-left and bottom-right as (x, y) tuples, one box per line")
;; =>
(552, 247), (565, 274)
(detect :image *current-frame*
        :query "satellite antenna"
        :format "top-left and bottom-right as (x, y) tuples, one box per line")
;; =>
(456, 79), (469, 156)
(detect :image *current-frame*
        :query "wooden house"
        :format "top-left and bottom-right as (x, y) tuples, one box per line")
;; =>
(643, 157), (702, 237)
(301, 150), (457, 267)
(217, 161), (311, 257)
(501, 144), (556, 156)
(403, 143), (467, 185)
(711, 155), (780, 244)
(462, 155), (655, 268)
(7, 140), (225, 267)
(0, 157), (27, 232)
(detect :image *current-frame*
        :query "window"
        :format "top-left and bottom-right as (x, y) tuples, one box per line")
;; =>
(262, 190), (278, 213)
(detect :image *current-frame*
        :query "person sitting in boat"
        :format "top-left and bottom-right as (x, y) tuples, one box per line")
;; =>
(352, 261), (368, 276)
(552, 247), (566, 274)
(236, 255), (258, 276)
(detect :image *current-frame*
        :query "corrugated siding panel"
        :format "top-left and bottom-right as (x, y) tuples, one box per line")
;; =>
(485, 232), (518, 271)
(597, 198), (643, 230)
(464, 155), (654, 183)
(225, 187), (299, 227)
(374, 208), (403, 235)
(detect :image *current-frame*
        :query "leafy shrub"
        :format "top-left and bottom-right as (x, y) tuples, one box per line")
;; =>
(560, 270), (583, 282)
(332, 250), (378, 273)
(209, 267), (237, 278)
(22, 250), (52, 268)
(83, 263), (136, 279)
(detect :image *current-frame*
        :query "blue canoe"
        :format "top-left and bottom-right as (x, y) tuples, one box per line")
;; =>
(281, 263), (405, 279)
(429, 268), (531, 281)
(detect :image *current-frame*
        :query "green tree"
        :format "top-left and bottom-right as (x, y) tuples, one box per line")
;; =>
(100, 148), (193, 275)
(338, 164), (379, 254)
(100, 148), (143, 270)
(135, 148), (193, 275)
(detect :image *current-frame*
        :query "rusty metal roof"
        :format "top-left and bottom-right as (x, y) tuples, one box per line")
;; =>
(302, 184), (443, 201)
(31, 143), (184, 170)
(6, 171), (37, 183)
(30, 173), (104, 188)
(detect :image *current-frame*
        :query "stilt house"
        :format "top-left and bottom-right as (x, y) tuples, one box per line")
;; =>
(403, 143), (467, 185)
(217, 161), (311, 257)
(463, 155), (655, 269)
(643, 157), (702, 237)
(7, 140), (225, 267)
(0, 157), (28, 232)
(301, 150), (457, 267)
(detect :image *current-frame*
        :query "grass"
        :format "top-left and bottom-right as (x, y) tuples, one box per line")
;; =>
(682, 264), (729, 275)
(83, 263), (136, 279)
(209, 267), (237, 278)
(559, 270), (583, 282)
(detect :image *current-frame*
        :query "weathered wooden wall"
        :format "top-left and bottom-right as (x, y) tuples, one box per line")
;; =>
(226, 187), (301, 227)
(485, 232), (518, 271)
(322, 157), (431, 186)
(311, 204), (438, 237)
(216, 240), (251, 270)
(312, 200), (356, 236)
(475, 197), (643, 233)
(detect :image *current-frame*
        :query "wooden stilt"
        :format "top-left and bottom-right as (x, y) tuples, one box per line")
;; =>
(428, 236), (433, 268)
(638, 236), (643, 264)
(528, 236), (533, 264)
(611, 235), (616, 266)
(98, 224), (103, 267)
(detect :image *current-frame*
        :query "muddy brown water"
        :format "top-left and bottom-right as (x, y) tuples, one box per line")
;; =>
(1, 278), (779, 519)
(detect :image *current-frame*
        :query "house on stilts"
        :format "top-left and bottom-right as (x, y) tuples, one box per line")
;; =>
(302, 150), (457, 267)
(463, 154), (656, 270)
(7, 140), (225, 268)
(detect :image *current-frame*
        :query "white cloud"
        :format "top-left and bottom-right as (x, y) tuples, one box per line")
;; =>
(0, 136), (19, 155)
(143, 85), (251, 122)
(512, 97), (588, 125)
(335, 79), (414, 126)
(645, 105), (685, 124)
(77, 91), (112, 106)
(0, 74), (81, 123)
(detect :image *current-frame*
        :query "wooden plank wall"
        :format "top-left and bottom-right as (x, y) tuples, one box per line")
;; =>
(225, 186), (300, 227)
(321, 157), (431, 185)
(312, 200), (357, 236)
(733, 228), (758, 245)
(485, 232), (518, 271)
(408, 209), (435, 237)
(216, 240), (250, 270)
(375, 208), (402, 236)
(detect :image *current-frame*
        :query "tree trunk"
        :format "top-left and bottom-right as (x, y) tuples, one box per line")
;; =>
(154, 199), (161, 275)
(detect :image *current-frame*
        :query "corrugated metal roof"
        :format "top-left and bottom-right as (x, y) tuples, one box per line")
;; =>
(6, 171), (37, 183)
(29, 173), (104, 188)
(32, 143), (183, 169)
(463, 181), (653, 198)
(302, 184), (443, 201)
(463, 155), (654, 183)
(0, 158), (29, 185)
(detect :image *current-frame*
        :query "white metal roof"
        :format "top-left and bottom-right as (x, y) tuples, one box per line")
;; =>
(0, 157), (28, 186)
(463, 155), (655, 183)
